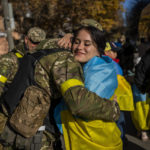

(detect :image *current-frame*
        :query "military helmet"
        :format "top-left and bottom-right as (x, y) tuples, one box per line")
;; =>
(27, 27), (46, 43)
(76, 19), (103, 31)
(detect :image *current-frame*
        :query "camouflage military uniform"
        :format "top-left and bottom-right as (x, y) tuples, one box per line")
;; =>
(13, 27), (46, 56)
(0, 38), (120, 150)
(0, 27), (47, 150)
(0, 27), (46, 97)
(0, 19), (120, 149)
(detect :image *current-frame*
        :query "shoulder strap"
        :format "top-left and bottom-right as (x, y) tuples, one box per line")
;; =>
(2, 48), (69, 115)
(31, 48), (68, 60)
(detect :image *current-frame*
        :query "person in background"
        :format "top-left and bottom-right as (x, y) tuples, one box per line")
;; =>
(119, 37), (135, 77)
(132, 48), (150, 141)
(104, 42), (134, 147)
(138, 36), (150, 58)
(12, 27), (46, 56)
(104, 42), (123, 75)
(12, 18), (35, 46)
(0, 32), (8, 55)
(115, 34), (126, 48)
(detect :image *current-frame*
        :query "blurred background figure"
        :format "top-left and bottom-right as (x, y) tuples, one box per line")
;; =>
(132, 48), (150, 142)
(13, 27), (46, 56)
(138, 36), (150, 58)
(104, 42), (134, 148)
(115, 34), (126, 48)
(0, 31), (8, 55)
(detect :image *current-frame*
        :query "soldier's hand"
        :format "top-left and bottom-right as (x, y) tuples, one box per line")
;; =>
(113, 95), (117, 102)
(58, 33), (73, 49)
(12, 31), (21, 40)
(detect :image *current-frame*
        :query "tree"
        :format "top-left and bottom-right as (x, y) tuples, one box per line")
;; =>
(139, 4), (150, 38)
(9, 0), (125, 37)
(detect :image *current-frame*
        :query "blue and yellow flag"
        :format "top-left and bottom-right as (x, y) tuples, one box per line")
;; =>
(54, 56), (123, 150)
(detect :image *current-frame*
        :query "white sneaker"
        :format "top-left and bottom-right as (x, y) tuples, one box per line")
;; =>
(141, 131), (149, 142)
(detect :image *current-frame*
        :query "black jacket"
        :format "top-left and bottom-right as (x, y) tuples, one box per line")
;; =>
(135, 48), (150, 93)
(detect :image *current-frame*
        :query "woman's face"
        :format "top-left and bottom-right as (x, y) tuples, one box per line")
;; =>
(72, 29), (100, 63)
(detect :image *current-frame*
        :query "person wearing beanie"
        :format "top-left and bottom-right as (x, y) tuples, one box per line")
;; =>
(13, 27), (46, 56)
(104, 42), (134, 147)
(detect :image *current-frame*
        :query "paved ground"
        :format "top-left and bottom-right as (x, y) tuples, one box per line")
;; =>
(124, 112), (150, 150)
(125, 134), (150, 150)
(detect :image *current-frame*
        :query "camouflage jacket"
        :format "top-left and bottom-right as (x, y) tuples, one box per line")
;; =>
(0, 42), (31, 97)
(0, 38), (120, 138)
(0, 52), (19, 96)
(13, 42), (28, 56)
(35, 39), (120, 121)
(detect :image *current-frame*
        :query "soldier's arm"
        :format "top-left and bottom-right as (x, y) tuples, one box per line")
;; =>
(0, 52), (19, 96)
(52, 53), (120, 122)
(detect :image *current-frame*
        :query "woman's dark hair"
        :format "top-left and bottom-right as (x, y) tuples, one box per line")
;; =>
(72, 26), (106, 55)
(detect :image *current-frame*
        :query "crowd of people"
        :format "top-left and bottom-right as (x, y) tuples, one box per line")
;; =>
(0, 18), (150, 150)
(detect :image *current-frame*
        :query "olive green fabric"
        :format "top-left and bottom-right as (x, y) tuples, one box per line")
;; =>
(0, 38), (120, 149)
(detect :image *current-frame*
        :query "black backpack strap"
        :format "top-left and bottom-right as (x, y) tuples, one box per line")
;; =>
(2, 48), (69, 115)
(31, 48), (69, 60)
(2, 54), (37, 115)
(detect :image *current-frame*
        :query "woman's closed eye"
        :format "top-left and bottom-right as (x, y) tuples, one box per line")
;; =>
(74, 39), (80, 44)
(84, 41), (93, 46)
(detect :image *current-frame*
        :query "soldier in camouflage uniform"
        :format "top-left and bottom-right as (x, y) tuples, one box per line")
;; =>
(0, 27), (46, 150)
(13, 27), (46, 56)
(0, 19), (120, 149)
(0, 37), (120, 150)
(0, 27), (46, 97)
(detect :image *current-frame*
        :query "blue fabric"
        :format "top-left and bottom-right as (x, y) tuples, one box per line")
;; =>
(54, 56), (118, 133)
(112, 60), (123, 75)
(83, 56), (118, 99)
(116, 111), (125, 141)
(110, 58), (125, 141)
(114, 42), (122, 48)
(132, 84), (146, 103)
(54, 100), (67, 133)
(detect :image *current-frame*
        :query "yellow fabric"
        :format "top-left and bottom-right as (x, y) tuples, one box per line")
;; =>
(15, 52), (23, 58)
(131, 100), (150, 131)
(104, 42), (111, 51)
(0, 75), (7, 83)
(61, 79), (84, 96)
(111, 75), (134, 111)
(61, 110), (122, 150)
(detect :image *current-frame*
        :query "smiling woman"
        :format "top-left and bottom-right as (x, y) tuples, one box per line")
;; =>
(55, 25), (123, 150)
(72, 26), (106, 63)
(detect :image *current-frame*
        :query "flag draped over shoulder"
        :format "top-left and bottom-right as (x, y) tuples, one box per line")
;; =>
(131, 84), (150, 130)
(54, 56), (122, 150)
(83, 56), (118, 99)
(110, 60), (134, 111)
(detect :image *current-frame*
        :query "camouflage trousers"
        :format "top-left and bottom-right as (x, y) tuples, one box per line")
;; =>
(0, 125), (56, 150)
